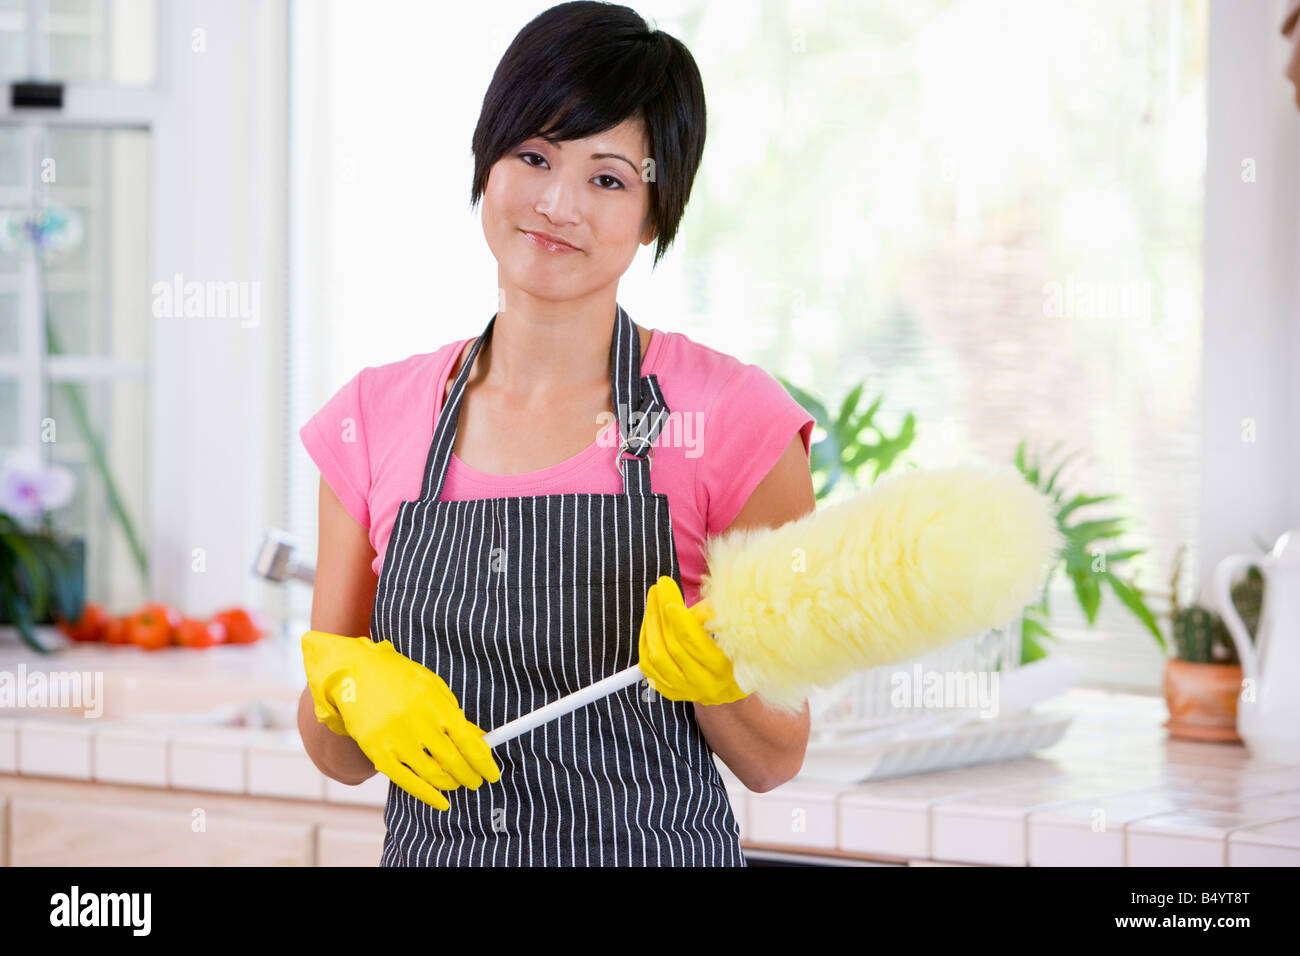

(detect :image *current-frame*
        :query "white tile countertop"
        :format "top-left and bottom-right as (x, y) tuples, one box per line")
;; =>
(732, 689), (1300, 865)
(0, 630), (308, 718)
(2, 634), (1298, 866)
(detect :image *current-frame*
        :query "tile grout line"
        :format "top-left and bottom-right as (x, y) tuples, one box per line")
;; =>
(1220, 811), (1300, 867)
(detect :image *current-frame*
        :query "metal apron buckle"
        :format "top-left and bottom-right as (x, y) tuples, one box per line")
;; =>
(617, 434), (655, 479)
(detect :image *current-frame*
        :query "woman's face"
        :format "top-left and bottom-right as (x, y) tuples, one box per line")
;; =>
(481, 115), (656, 303)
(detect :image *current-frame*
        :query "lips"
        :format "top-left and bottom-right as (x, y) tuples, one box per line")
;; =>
(521, 229), (580, 252)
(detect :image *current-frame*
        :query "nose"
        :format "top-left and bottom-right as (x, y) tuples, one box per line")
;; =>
(534, 177), (581, 225)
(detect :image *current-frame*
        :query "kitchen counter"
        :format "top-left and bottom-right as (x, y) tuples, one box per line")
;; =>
(738, 690), (1300, 866)
(0, 630), (307, 717)
(2, 635), (1297, 865)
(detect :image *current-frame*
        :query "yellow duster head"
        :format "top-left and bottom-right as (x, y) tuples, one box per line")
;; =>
(698, 461), (1065, 713)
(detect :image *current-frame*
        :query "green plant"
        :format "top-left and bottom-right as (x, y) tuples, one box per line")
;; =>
(772, 385), (1166, 667)
(0, 513), (84, 652)
(1011, 439), (1163, 664)
(0, 204), (147, 582)
(1172, 605), (1217, 663)
(1221, 560), (1265, 658)
(1167, 541), (1264, 665)
(1169, 544), (1213, 662)
(777, 378), (916, 501)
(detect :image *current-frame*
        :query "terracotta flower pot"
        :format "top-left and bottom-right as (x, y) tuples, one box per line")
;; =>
(1163, 659), (1243, 744)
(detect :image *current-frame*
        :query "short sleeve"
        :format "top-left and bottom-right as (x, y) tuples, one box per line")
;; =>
(299, 368), (371, 530)
(700, 363), (816, 535)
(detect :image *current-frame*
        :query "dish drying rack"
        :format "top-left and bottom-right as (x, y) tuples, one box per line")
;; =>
(808, 616), (1023, 738)
(800, 616), (1077, 782)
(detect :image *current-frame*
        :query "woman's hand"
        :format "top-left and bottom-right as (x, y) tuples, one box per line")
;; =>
(638, 576), (748, 706)
(302, 631), (502, 810)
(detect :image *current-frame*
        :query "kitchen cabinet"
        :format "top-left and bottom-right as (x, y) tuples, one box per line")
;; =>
(0, 775), (384, 866)
(3, 640), (1299, 866)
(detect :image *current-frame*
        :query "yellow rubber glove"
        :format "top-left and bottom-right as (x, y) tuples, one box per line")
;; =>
(638, 576), (748, 705)
(301, 630), (501, 811)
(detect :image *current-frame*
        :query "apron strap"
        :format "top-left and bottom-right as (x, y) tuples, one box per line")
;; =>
(419, 304), (670, 502)
(419, 313), (495, 503)
(616, 372), (670, 497)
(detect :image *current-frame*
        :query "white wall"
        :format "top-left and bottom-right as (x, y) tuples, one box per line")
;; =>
(149, 0), (287, 619)
(1199, 0), (1300, 601)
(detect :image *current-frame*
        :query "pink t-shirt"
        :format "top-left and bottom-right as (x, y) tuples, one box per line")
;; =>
(299, 328), (816, 607)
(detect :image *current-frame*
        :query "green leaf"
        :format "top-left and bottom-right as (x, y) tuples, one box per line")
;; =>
(1072, 570), (1102, 625)
(1065, 518), (1128, 543)
(0, 586), (46, 653)
(777, 378), (829, 426)
(1043, 449), (1084, 495)
(836, 383), (865, 430)
(809, 432), (842, 476)
(24, 535), (82, 623)
(1102, 570), (1167, 653)
(1020, 605), (1059, 664)
(1102, 548), (1145, 565)
(1021, 638), (1047, 664)
(0, 531), (50, 620)
(849, 395), (884, 436)
(843, 443), (879, 469)
(1021, 611), (1051, 642)
(1058, 492), (1120, 521)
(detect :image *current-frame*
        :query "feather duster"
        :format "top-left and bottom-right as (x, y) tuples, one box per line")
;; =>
(698, 460), (1064, 713)
(481, 459), (1063, 746)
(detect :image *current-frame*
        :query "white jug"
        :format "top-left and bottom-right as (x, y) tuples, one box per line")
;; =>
(1214, 529), (1300, 763)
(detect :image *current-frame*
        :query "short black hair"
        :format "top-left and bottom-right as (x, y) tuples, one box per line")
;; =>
(470, 1), (707, 270)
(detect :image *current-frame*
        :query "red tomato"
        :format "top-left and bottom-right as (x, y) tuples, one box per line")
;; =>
(213, 607), (268, 645)
(176, 617), (227, 648)
(126, 604), (182, 651)
(56, 603), (113, 642)
(103, 617), (131, 645)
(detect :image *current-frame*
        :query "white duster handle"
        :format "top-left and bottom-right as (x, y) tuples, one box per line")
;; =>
(482, 664), (645, 748)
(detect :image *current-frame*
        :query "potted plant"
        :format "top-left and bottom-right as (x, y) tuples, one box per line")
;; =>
(775, 388), (1166, 668)
(776, 378), (916, 502)
(0, 205), (148, 654)
(1162, 542), (1264, 743)
(0, 448), (85, 651)
(1009, 440), (1163, 665)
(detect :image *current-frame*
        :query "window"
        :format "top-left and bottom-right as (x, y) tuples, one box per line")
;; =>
(287, 0), (1211, 690)
(0, 0), (156, 86)
(0, 0), (157, 617)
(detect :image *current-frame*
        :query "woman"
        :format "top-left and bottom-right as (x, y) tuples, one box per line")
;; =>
(297, 1), (816, 867)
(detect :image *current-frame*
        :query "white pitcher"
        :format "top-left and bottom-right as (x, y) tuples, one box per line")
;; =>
(1214, 529), (1300, 763)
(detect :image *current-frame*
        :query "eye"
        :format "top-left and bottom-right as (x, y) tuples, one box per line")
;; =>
(517, 152), (625, 190)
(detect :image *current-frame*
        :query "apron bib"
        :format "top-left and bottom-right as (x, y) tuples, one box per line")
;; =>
(370, 304), (746, 867)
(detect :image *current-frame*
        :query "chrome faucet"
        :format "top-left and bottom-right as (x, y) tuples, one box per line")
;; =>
(253, 528), (315, 585)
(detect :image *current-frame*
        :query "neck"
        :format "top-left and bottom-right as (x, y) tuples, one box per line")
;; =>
(479, 286), (626, 400)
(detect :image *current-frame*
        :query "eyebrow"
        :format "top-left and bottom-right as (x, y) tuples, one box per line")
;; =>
(591, 153), (638, 174)
(535, 135), (639, 174)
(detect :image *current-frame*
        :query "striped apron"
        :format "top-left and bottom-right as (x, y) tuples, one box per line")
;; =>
(370, 304), (746, 867)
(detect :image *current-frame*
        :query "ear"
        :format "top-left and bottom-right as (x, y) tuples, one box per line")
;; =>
(641, 217), (658, 247)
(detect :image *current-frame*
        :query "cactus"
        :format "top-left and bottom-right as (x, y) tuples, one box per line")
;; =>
(1209, 615), (1238, 665)
(1166, 542), (1264, 665)
(1173, 605), (1216, 663)
(1231, 565), (1264, 639)
(1207, 565), (1263, 665)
